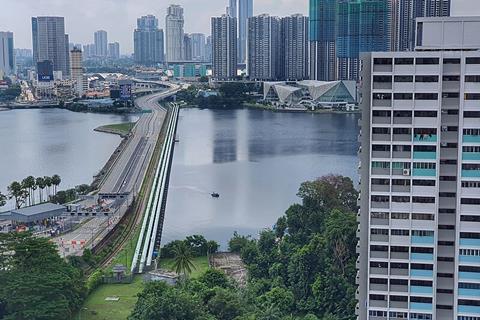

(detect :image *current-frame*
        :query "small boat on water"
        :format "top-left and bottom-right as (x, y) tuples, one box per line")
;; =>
(211, 192), (220, 198)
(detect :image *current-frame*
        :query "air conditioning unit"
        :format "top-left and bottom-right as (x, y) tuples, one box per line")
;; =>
(403, 169), (411, 176)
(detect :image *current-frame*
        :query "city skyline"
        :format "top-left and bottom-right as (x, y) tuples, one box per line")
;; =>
(0, 0), (478, 54)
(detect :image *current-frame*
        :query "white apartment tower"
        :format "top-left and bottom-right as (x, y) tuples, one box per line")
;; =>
(358, 17), (480, 320)
(165, 5), (185, 63)
(212, 14), (237, 80)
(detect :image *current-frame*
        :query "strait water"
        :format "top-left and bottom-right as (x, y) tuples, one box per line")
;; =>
(0, 108), (138, 210)
(162, 108), (360, 247)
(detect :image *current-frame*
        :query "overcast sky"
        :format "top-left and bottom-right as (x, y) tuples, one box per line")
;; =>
(0, 0), (479, 54)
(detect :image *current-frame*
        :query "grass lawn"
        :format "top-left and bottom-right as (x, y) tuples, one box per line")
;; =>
(80, 275), (144, 320)
(159, 256), (209, 279)
(98, 122), (136, 136)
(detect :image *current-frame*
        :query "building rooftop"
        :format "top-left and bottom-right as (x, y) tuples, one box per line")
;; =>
(0, 203), (66, 223)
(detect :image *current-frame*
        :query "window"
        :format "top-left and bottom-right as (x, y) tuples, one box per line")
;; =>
(463, 146), (480, 153)
(371, 245), (388, 252)
(369, 294), (386, 300)
(392, 162), (411, 169)
(392, 196), (410, 203)
(414, 111), (437, 117)
(392, 212), (410, 219)
(391, 262), (408, 269)
(373, 75), (392, 82)
(416, 75), (438, 82)
(412, 247), (433, 254)
(458, 316), (480, 320)
(370, 261), (388, 268)
(440, 160), (457, 165)
(394, 75), (413, 82)
(465, 93), (480, 100)
(439, 208), (456, 214)
(414, 145), (436, 152)
(390, 295), (408, 302)
(438, 241), (454, 246)
(372, 144), (390, 151)
(391, 229), (409, 236)
(371, 212), (389, 219)
(393, 145), (411, 152)
(412, 213), (434, 221)
(464, 111), (480, 118)
(436, 288), (453, 294)
(410, 297), (432, 303)
(373, 92), (392, 100)
(410, 313), (432, 320)
(391, 246), (409, 253)
(439, 192), (456, 198)
(443, 58), (460, 64)
(370, 278), (388, 284)
(437, 257), (454, 262)
(466, 57), (480, 64)
(372, 178), (390, 185)
(416, 58), (439, 65)
(372, 127), (390, 134)
(413, 197), (435, 203)
(461, 215), (480, 222)
(411, 263), (433, 270)
(372, 110), (391, 117)
(392, 179), (410, 186)
(394, 110), (412, 117)
(389, 311), (408, 319)
(464, 129), (480, 136)
(413, 163), (436, 170)
(412, 230), (434, 237)
(374, 58), (392, 65)
(412, 180), (435, 186)
(459, 249), (480, 256)
(462, 164), (480, 171)
(394, 93), (413, 100)
(443, 75), (460, 81)
(459, 266), (480, 273)
(395, 58), (414, 65)
(440, 176), (457, 181)
(372, 161), (390, 169)
(462, 181), (480, 188)
(460, 232), (480, 239)
(459, 299), (480, 307)
(415, 93), (438, 100)
(436, 305), (453, 310)
(371, 228), (389, 235)
(369, 310), (387, 317)
(465, 75), (480, 83)
(443, 92), (459, 98)
(438, 225), (455, 230)
(411, 280), (432, 287)
(461, 198), (480, 205)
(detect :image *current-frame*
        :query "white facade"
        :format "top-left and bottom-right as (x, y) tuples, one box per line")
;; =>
(358, 17), (480, 320)
(211, 14), (237, 80)
(165, 5), (184, 63)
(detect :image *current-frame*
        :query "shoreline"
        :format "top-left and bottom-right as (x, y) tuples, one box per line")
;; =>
(94, 122), (136, 138)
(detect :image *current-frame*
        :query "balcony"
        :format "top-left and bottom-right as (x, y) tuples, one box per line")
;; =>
(413, 134), (437, 142)
(372, 134), (391, 142)
(459, 288), (480, 297)
(413, 168), (436, 177)
(413, 152), (437, 160)
(372, 151), (391, 158)
(410, 302), (433, 311)
(390, 300), (408, 309)
(463, 170), (480, 178)
(411, 253), (434, 261)
(372, 117), (391, 125)
(412, 236), (435, 245)
(463, 152), (480, 161)
(393, 117), (412, 125)
(393, 151), (412, 159)
(410, 269), (433, 278)
(458, 305), (480, 314)
(460, 238), (480, 247)
(410, 286), (433, 295)
(393, 134), (412, 142)
(459, 255), (480, 263)
(464, 135), (480, 143)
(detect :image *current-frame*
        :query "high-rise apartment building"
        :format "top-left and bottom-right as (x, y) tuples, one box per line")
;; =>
(238, 0), (253, 64)
(0, 32), (14, 76)
(309, 0), (337, 81)
(337, 0), (390, 81)
(228, 0), (238, 18)
(212, 14), (237, 80)
(191, 33), (206, 62)
(282, 14), (309, 81)
(206, 35), (213, 63)
(108, 42), (120, 59)
(184, 34), (192, 61)
(390, 0), (450, 52)
(69, 48), (87, 96)
(94, 30), (108, 57)
(134, 15), (164, 66)
(166, 5), (185, 62)
(32, 16), (70, 78)
(247, 14), (282, 81)
(357, 16), (480, 320)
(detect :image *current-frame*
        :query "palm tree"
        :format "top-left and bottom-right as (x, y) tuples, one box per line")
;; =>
(0, 192), (6, 208)
(51, 174), (61, 195)
(36, 177), (46, 203)
(44, 176), (52, 200)
(8, 181), (28, 209)
(21, 176), (36, 206)
(172, 242), (196, 281)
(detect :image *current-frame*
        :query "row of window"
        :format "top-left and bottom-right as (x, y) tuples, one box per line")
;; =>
(459, 249), (480, 256)
(463, 146), (480, 152)
(371, 212), (435, 221)
(372, 127), (438, 135)
(373, 57), (480, 65)
(464, 129), (480, 136)
(371, 229), (436, 237)
(369, 310), (432, 320)
(373, 93), (440, 100)
(373, 145), (436, 152)
(370, 262), (433, 270)
(374, 75), (480, 83)
(371, 196), (436, 204)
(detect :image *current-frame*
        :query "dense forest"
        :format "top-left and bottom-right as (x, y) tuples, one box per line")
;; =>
(130, 175), (359, 320)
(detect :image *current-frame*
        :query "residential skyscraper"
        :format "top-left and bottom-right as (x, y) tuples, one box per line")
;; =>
(108, 42), (120, 59)
(390, 0), (450, 51)
(165, 5), (185, 62)
(357, 16), (480, 320)
(282, 14), (309, 81)
(337, 0), (390, 81)
(191, 33), (206, 62)
(247, 14), (282, 81)
(32, 16), (70, 77)
(309, 0), (337, 81)
(134, 15), (164, 66)
(94, 30), (108, 57)
(238, 0), (253, 64)
(228, 0), (238, 18)
(212, 14), (237, 80)
(205, 35), (213, 63)
(183, 34), (192, 61)
(69, 47), (86, 95)
(0, 32), (15, 76)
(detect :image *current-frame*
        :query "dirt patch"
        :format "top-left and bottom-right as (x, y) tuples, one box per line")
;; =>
(210, 252), (247, 286)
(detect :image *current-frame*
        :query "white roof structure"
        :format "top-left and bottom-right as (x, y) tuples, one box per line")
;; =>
(264, 80), (357, 107)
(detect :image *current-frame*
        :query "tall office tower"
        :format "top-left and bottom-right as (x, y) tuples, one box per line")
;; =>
(247, 14), (282, 81)
(282, 14), (309, 81)
(212, 14), (237, 80)
(184, 34), (192, 61)
(64, 34), (70, 78)
(238, 0), (253, 64)
(205, 35), (213, 63)
(108, 42), (120, 59)
(165, 5), (185, 62)
(391, 0), (450, 52)
(32, 16), (69, 78)
(0, 32), (15, 76)
(134, 15), (164, 66)
(191, 33), (206, 62)
(337, 0), (390, 81)
(309, 0), (337, 81)
(94, 30), (108, 57)
(357, 16), (480, 320)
